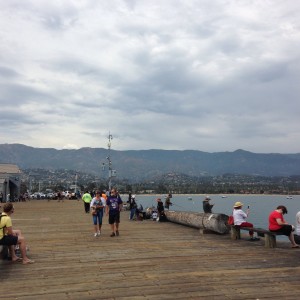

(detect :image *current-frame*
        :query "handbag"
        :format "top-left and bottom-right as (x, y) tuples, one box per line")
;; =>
(228, 215), (234, 225)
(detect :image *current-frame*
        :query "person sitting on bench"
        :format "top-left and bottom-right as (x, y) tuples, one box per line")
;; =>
(269, 205), (299, 248)
(0, 203), (34, 264)
(233, 201), (259, 241)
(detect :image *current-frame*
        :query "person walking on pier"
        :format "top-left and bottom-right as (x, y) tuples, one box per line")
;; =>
(82, 191), (92, 213)
(106, 188), (123, 237)
(233, 201), (259, 241)
(90, 191), (106, 237)
(269, 205), (299, 248)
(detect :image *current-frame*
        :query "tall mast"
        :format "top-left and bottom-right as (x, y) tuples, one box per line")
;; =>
(107, 132), (113, 191)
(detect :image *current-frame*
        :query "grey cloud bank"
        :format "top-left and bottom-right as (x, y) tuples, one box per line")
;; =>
(0, 0), (299, 153)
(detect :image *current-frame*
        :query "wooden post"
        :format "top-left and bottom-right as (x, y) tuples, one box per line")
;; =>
(264, 234), (276, 248)
(231, 226), (241, 240)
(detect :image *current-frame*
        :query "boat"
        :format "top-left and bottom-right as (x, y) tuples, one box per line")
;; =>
(187, 197), (192, 201)
(286, 196), (293, 199)
(221, 195), (227, 198)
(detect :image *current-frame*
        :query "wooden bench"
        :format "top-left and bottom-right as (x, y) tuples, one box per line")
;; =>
(230, 225), (284, 248)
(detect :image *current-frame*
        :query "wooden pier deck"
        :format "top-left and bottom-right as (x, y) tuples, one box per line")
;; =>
(1, 200), (300, 299)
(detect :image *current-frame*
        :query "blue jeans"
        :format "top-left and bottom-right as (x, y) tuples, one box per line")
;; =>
(92, 209), (103, 225)
(130, 208), (136, 220)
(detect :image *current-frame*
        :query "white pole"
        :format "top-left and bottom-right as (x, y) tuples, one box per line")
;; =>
(75, 174), (77, 193)
(108, 132), (113, 191)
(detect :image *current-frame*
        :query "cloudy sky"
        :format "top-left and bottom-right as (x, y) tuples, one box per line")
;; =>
(0, 1), (299, 153)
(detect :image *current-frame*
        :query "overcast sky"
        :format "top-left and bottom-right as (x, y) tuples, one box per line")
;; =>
(0, 1), (299, 153)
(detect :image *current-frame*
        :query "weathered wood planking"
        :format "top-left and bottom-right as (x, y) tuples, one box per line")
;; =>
(1, 200), (300, 299)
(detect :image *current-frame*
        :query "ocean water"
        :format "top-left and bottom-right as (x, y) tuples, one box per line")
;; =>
(127, 194), (300, 229)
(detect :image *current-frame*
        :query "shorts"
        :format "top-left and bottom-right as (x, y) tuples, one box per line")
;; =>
(109, 212), (120, 224)
(270, 224), (293, 236)
(0, 235), (18, 246)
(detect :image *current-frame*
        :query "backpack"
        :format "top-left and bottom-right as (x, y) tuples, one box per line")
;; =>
(227, 215), (234, 225)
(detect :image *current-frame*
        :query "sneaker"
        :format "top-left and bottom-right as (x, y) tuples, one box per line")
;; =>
(110, 232), (115, 237)
(97, 232), (101, 236)
(94, 233), (98, 237)
(116, 231), (119, 236)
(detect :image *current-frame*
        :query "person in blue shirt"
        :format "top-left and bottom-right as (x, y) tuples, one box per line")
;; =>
(105, 188), (123, 237)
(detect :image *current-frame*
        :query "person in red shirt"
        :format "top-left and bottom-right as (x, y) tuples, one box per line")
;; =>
(269, 205), (299, 248)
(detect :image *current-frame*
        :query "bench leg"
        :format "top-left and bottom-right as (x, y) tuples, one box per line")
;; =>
(264, 234), (276, 248)
(231, 226), (241, 240)
(0, 245), (9, 260)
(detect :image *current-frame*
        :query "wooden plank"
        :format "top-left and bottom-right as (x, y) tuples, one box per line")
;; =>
(1, 200), (300, 299)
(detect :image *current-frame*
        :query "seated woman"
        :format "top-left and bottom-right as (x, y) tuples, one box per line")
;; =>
(269, 205), (299, 248)
(136, 204), (144, 221)
(233, 201), (259, 241)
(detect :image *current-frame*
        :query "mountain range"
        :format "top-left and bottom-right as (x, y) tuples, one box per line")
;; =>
(1, 143), (300, 180)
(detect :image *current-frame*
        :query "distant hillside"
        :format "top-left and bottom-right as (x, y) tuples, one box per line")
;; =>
(1, 144), (300, 179)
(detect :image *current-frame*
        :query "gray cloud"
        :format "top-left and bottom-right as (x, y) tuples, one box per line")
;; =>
(0, 0), (299, 153)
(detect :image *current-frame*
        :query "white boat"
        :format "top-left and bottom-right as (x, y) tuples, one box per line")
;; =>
(286, 196), (293, 199)
(187, 197), (192, 201)
(221, 195), (227, 198)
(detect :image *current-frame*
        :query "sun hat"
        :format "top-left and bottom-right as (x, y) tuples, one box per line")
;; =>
(233, 201), (243, 208)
